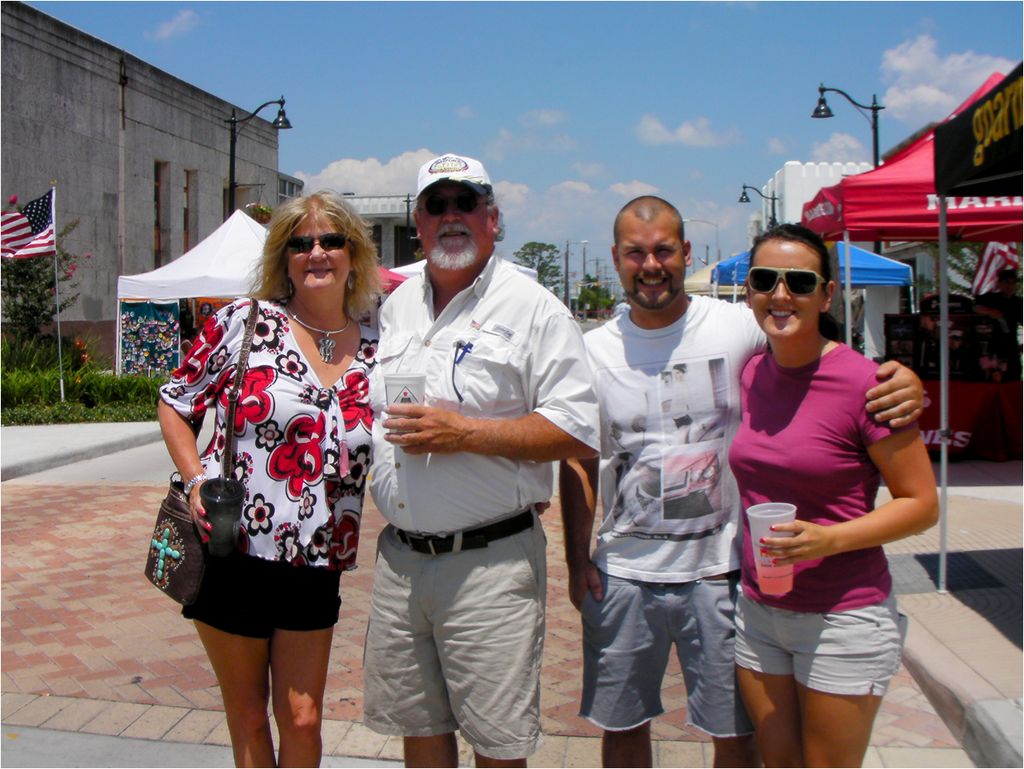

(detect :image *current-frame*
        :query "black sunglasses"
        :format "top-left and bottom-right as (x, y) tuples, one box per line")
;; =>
(422, 191), (482, 217)
(747, 266), (825, 296)
(286, 233), (348, 253)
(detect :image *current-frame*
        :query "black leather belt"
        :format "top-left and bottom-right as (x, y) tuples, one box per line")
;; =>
(395, 510), (534, 555)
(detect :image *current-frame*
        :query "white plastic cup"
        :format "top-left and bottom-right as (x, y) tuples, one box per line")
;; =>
(384, 374), (426, 434)
(746, 502), (797, 595)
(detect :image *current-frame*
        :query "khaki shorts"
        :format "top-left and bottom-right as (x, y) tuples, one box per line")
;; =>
(362, 519), (547, 760)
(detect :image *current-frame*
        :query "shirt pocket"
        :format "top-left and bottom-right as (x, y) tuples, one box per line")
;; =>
(455, 332), (525, 414)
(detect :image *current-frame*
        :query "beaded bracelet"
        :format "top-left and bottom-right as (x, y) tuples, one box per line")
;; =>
(183, 472), (207, 495)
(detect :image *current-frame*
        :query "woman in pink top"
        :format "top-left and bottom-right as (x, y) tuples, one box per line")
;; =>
(728, 224), (937, 767)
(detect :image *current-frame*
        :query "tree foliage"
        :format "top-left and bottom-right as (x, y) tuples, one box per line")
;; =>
(577, 273), (616, 315)
(1, 218), (88, 341)
(915, 242), (985, 296)
(513, 241), (564, 295)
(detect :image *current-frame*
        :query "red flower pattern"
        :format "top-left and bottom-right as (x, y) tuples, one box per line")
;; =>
(174, 319), (224, 385)
(338, 370), (372, 433)
(267, 412), (327, 500)
(220, 365), (276, 434)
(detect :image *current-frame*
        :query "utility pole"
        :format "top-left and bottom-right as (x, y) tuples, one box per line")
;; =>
(563, 240), (570, 307)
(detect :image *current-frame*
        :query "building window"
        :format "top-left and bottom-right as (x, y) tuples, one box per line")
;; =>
(278, 177), (300, 204)
(154, 161), (169, 267)
(183, 169), (197, 252)
(395, 225), (418, 267)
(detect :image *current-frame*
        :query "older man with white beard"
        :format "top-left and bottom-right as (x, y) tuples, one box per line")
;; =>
(362, 153), (599, 768)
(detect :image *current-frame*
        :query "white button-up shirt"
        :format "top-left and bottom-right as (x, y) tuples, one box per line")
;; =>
(369, 256), (599, 533)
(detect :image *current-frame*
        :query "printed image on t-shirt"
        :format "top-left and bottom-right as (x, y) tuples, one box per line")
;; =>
(600, 354), (731, 543)
(658, 357), (728, 445)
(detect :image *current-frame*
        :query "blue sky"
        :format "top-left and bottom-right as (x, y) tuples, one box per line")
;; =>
(30, 1), (1023, 282)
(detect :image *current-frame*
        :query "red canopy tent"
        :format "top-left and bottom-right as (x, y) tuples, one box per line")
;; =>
(803, 69), (1023, 594)
(801, 72), (1023, 243)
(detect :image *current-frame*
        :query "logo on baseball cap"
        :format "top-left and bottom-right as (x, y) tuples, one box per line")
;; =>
(417, 153), (492, 198)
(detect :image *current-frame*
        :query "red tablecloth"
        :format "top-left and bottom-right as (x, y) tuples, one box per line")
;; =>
(919, 380), (1022, 461)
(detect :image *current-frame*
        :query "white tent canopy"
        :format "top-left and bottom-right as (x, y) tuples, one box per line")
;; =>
(117, 210), (267, 301)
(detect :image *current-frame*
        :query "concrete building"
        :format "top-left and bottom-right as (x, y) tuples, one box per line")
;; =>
(344, 195), (420, 269)
(1, 2), (300, 354)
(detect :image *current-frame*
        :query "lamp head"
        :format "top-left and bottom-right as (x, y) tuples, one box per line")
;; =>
(738, 189), (751, 204)
(812, 90), (833, 119)
(272, 102), (292, 130)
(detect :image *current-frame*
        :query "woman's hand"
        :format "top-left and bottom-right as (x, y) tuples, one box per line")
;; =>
(758, 519), (840, 566)
(190, 483), (213, 544)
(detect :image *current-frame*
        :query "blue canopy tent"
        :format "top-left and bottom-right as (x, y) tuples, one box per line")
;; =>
(711, 244), (911, 287)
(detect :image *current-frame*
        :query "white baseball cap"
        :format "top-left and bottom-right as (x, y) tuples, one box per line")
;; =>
(416, 153), (492, 198)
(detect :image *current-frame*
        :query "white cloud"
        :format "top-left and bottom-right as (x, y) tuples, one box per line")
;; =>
(572, 161), (606, 179)
(810, 132), (869, 164)
(521, 109), (567, 127)
(767, 137), (787, 155)
(635, 114), (740, 147)
(880, 34), (1016, 125)
(551, 180), (595, 196)
(492, 181), (530, 210)
(485, 127), (577, 161)
(146, 10), (199, 41)
(608, 180), (660, 198)
(293, 149), (437, 195)
(455, 106), (475, 119)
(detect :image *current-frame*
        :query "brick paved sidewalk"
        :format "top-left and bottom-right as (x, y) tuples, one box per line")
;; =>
(1, 484), (970, 766)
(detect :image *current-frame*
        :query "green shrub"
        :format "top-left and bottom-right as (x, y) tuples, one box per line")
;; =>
(1, 401), (158, 425)
(1, 334), (105, 372)
(0, 369), (164, 408)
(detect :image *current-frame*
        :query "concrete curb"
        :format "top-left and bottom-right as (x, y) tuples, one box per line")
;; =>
(902, 614), (1018, 767)
(0, 428), (163, 481)
(963, 699), (1024, 768)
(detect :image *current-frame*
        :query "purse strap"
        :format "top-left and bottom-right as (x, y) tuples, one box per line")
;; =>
(222, 300), (260, 481)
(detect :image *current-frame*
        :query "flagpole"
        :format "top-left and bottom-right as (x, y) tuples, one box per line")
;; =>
(50, 185), (65, 402)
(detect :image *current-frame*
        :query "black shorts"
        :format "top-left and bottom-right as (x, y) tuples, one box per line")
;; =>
(182, 552), (342, 638)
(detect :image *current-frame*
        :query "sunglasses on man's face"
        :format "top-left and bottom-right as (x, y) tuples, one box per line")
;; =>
(747, 266), (825, 295)
(286, 233), (348, 253)
(421, 191), (482, 217)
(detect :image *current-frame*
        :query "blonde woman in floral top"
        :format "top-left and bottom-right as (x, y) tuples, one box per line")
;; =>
(158, 191), (380, 767)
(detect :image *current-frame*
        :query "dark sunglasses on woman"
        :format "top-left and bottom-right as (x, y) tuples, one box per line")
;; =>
(286, 233), (348, 253)
(747, 266), (825, 296)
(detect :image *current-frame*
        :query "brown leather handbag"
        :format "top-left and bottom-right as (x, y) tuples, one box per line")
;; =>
(144, 301), (259, 604)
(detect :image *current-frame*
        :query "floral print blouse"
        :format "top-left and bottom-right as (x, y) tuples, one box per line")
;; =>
(159, 299), (377, 570)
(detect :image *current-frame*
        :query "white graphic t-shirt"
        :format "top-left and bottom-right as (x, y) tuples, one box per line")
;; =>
(585, 296), (765, 582)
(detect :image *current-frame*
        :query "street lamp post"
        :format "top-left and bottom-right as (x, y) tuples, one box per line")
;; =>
(738, 185), (779, 227)
(226, 96), (292, 216)
(812, 83), (885, 255)
(811, 83), (884, 168)
(682, 217), (720, 264)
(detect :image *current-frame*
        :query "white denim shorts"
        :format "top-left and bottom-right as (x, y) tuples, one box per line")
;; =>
(362, 519), (547, 760)
(734, 591), (908, 696)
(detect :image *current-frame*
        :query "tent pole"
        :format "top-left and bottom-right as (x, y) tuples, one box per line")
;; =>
(843, 232), (853, 346)
(937, 196), (950, 594)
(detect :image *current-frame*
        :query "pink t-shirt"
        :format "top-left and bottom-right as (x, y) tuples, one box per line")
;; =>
(729, 344), (907, 612)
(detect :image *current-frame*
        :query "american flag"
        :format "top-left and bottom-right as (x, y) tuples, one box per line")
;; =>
(1, 189), (56, 259)
(972, 242), (1020, 296)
